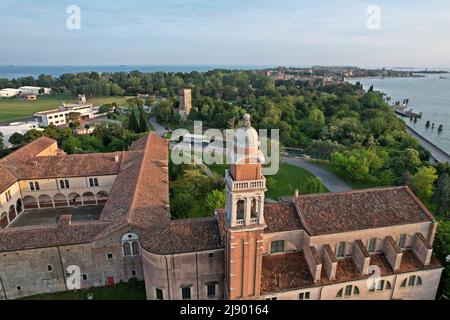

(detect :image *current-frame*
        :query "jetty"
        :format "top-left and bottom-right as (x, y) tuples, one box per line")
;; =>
(406, 125), (450, 164)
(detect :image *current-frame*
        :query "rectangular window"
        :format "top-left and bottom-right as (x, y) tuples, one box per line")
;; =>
(299, 292), (311, 300)
(336, 242), (346, 258)
(35, 182), (40, 190)
(368, 238), (377, 253)
(107, 253), (113, 260)
(89, 178), (94, 187)
(345, 285), (352, 296)
(47, 265), (53, 272)
(408, 275), (416, 287)
(29, 182), (35, 191)
(5, 190), (11, 202)
(94, 178), (99, 187)
(270, 240), (285, 254)
(398, 234), (407, 249)
(65, 180), (70, 188)
(60, 180), (65, 189)
(377, 280), (385, 291)
(207, 283), (216, 298)
(156, 288), (164, 300)
(82, 274), (88, 281)
(181, 287), (191, 300)
(16, 286), (22, 291)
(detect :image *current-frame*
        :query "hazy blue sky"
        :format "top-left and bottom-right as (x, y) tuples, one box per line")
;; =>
(0, 0), (449, 67)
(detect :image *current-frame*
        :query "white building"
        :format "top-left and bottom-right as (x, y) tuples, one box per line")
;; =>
(34, 95), (95, 127)
(0, 88), (21, 98)
(18, 86), (52, 95)
(0, 121), (41, 147)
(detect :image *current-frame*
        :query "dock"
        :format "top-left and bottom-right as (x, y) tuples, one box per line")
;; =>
(406, 125), (450, 164)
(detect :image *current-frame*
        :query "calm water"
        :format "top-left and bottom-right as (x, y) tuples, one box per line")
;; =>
(350, 73), (450, 153)
(0, 65), (272, 79)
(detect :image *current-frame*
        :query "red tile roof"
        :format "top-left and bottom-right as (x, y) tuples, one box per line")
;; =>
(264, 203), (303, 233)
(295, 187), (434, 235)
(261, 252), (315, 294)
(0, 167), (17, 194)
(140, 217), (223, 255)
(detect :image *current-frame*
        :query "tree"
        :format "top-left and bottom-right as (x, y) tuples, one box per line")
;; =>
(24, 129), (43, 142)
(306, 139), (344, 161)
(411, 166), (438, 201)
(67, 112), (81, 128)
(304, 177), (325, 194)
(433, 173), (450, 218)
(128, 108), (140, 133)
(171, 193), (195, 219)
(205, 190), (226, 214)
(61, 136), (81, 154)
(138, 106), (149, 132)
(9, 132), (26, 146)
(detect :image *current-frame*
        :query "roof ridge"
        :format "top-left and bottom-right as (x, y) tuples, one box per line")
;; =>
(298, 186), (407, 198)
(403, 186), (436, 222)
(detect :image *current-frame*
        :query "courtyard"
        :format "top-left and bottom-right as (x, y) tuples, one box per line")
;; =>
(10, 205), (104, 227)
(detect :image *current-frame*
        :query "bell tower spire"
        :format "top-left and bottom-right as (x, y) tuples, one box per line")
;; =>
(224, 114), (267, 300)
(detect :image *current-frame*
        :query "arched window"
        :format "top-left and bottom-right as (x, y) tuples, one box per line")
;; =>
(385, 281), (392, 290)
(251, 198), (258, 218)
(132, 241), (140, 255)
(122, 233), (140, 257)
(336, 285), (359, 298)
(236, 200), (245, 220)
(123, 242), (132, 256)
(400, 275), (422, 288)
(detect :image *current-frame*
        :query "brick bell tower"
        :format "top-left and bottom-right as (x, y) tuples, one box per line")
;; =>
(224, 114), (267, 300)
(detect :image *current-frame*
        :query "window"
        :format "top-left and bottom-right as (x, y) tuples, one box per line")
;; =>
(368, 238), (377, 253)
(345, 285), (353, 296)
(29, 182), (35, 191)
(107, 253), (113, 260)
(299, 292), (311, 300)
(207, 283), (216, 298)
(377, 280), (385, 291)
(401, 275), (422, 288)
(336, 242), (346, 258)
(47, 265), (53, 272)
(181, 287), (191, 300)
(131, 270), (136, 277)
(5, 190), (12, 202)
(89, 178), (99, 187)
(370, 280), (392, 292)
(385, 281), (392, 290)
(131, 241), (140, 255)
(270, 240), (285, 254)
(16, 285), (22, 291)
(209, 253), (214, 259)
(59, 180), (69, 189)
(337, 285), (359, 298)
(123, 242), (131, 256)
(251, 198), (258, 219)
(236, 200), (245, 220)
(82, 274), (88, 281)
(35, 182), (40, 191)
(398, 234), (407, 249)
(408, 275), (416, 286)
(156, 288), (164, 300)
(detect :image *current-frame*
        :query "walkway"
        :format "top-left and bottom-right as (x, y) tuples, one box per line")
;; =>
(285, 157), (353, 192)
(150, 117), (167, 137)
(406, 126), (450, 164)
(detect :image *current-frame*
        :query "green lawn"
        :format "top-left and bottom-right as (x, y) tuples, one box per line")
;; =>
(0, 94), (128, 123)
(209, 162), (328, 200)
(20, 281), (146, 300)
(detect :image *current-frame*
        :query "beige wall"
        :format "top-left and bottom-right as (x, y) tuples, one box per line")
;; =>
(142, 249), (225, 300)
(0, 182), (21, 209)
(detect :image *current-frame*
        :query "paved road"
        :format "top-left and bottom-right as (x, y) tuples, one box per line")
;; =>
(285, 157), (353, 192)
(150, 117), (167, 137)
(406, 126), (450, 164)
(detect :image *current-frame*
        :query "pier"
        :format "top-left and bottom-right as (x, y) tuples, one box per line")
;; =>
(406, 125), (450, 164)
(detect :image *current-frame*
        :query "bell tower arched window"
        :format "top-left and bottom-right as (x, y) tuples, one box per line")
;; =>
(237, 200), (245, 220)
(251, 198), (258, 219)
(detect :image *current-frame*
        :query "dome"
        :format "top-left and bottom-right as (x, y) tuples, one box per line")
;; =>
(234, 114), (259, 148)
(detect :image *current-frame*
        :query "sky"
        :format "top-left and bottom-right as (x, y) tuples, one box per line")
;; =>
(0, 0), (449, 67)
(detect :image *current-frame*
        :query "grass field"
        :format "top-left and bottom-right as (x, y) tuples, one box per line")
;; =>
(209, 162), (328, 200)
(20, 281), (146, 300)
(0, 94), (128, 123)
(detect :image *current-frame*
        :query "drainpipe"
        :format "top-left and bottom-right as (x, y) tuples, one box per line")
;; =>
(165, 256), (171, 300)
(57, 247), (68, 291)
(196, 253), (200, 300)
(0, 276), (8, 300)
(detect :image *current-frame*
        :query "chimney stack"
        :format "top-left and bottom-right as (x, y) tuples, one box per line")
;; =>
(295, 189), (299, 198)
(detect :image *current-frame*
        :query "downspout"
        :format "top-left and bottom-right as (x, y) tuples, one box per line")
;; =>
(196, 253), (200, 300)
(165, 256), (171, 300)
(57, 246), (68, 291)
(0, 276), (8, 300)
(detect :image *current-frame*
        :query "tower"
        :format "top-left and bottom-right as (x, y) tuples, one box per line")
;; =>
(178, 89), (192, 121)
(224, 114), (267, 299)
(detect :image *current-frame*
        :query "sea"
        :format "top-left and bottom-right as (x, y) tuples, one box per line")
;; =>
(349, 71), (450, 153)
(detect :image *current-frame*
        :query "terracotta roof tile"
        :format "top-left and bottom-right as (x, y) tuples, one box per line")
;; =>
(140, 217), (224, 255)
(0, 167), (17, 194)
(261, 252), (315, 294)
(264, 203), (303, 233)
(295, 187), (434, 235)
